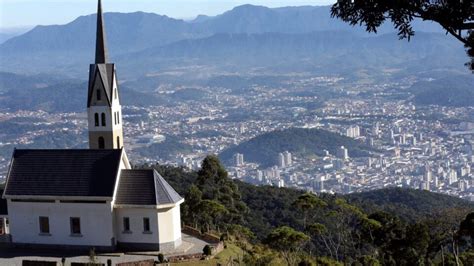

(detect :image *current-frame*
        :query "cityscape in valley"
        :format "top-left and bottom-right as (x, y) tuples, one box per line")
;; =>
(1, 71), (473, 201)
(1, 1), (474, 265)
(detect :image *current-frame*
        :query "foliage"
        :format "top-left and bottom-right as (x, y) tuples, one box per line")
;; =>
(293, 192), (327, 228)
(149, 160), (474, 264)
(331, 0), (474, 71)
(203, 245), (213, 256)
(345, 187), (473, 223)
(264, 226), (310, 266)
(157, 253), (165, 263)
(195, 155), (248, 227)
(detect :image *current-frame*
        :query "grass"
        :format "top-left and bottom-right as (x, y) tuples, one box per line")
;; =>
(172, 243), (244, 265)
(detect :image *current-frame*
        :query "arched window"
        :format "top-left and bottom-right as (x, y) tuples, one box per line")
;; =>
(96, 89), (101, 101)
(101, 113), (106, 126)
(114, 112), (117, 125)
(94, 113), (99, 126)
(98, 137), (105, 149)
(117, 136), (120, 148)
(117, 112), (120, 124)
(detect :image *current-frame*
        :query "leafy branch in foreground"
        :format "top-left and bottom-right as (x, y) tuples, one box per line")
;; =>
(331, 0), (474, 71)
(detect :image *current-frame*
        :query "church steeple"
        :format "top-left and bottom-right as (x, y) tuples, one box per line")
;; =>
(87, 0), (124, 150)
(95, 0), (108, 64)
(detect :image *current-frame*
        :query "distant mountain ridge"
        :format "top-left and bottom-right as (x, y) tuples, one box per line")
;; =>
(0, 4), (451, 78)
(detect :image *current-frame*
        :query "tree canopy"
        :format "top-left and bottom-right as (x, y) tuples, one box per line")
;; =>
(331, 0), (474, 71)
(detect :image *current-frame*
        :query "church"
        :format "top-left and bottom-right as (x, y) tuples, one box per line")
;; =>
(1, 0), (184, 251)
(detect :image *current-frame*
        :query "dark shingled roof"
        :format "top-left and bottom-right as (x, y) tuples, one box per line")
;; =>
(4, 149), (122, 198)
(115, 169), (183, 206)
(0, 190), (7, 215)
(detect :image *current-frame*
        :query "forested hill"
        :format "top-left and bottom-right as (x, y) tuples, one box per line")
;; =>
(150, 158), (474, 265)
(219, 127), (376, 167)
(345, 187), (474, 222)
(411, 74), (474, 107)
(152, 161), (473, 236)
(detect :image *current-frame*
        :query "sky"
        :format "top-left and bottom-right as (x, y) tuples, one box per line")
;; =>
(0, 0), (335, 29)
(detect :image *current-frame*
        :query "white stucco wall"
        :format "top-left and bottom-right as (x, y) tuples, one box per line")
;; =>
(114, 208), (159, 244)
(114, 205), (181, 245)
(8, 200), (115, 247)
(157, 205), (181, 244)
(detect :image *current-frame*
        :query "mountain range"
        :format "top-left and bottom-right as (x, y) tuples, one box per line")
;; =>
(1, 4), (465, 80)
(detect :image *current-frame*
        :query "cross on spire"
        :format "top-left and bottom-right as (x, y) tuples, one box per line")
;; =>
(95, 0), (109, 64)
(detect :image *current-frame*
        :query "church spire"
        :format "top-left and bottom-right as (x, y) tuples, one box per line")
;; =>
(95, 0), (108, 64)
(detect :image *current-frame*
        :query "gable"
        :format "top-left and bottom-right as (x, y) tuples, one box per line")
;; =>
(4, 149), (123, 198)
(87, 63), (116, 107)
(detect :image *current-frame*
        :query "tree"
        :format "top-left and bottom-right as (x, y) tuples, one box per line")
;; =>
(182, 184), (202, 228)
(198, 199), (229, 232)
(331, 0), (474, 71)
(458, 212), (474, 240)
(293, 192), (327, 228)
(203, 245), (213, 257)
(265, 226), (310, 266)
(196, 155), (248, 225)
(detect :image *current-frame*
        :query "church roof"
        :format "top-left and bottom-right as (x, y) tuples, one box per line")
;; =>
(4, 149), (122, 198)
(115, 169), (183, 206)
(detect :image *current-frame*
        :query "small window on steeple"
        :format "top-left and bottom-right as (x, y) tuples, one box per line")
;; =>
(115, 88), (117, 99)
(97, 89), (101, 101)
(101, 113), (106, 126)
(94, 113), (99, 126)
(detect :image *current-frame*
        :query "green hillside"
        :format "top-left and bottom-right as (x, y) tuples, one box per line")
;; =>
(151, 157), (474, 265)
(219, 127), (376, 167)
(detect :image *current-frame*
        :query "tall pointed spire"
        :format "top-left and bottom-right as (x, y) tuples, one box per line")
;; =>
(95, 0), (109, 64)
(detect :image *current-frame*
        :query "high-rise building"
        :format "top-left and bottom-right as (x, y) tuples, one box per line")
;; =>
(278, 153), (286, 168)
(283, 151), (292, 166)
(233, 153), (244, 166)
(338, 146), (349, 160)
(448, 169), (458, 185)
(424, 164), (432, 183)
(346, 125), (360, 138)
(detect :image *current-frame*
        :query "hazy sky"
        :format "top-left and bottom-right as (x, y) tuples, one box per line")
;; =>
(0, 0), (335, 29)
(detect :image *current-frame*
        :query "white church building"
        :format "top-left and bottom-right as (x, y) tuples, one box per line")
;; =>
(1, 0), (184, 251)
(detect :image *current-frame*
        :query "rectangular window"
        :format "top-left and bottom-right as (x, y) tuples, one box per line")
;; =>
(70, 217), (81, 235)
(39, 217), (50, 234)
(143, 218), (150, 233)
(97, 89), (101, 101)
(123, 217), (130, 232)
